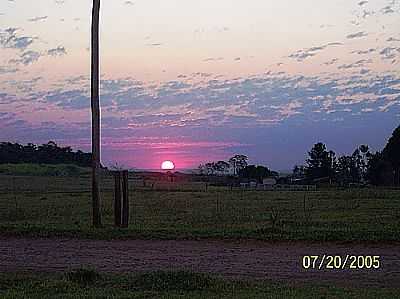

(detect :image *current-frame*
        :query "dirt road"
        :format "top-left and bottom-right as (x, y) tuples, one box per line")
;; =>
(0, 238), (399, 287)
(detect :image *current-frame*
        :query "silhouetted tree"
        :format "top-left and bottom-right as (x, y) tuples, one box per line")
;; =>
(0, 141), (91, 166)
(292, 165), (306, 179)
(229, 154), (248, 176)
(23, 143), (37, 163)
(357, 144), (370, 182)
(366, 152), (394, 186)
(383, 125), (400, 185)
(306, 143), (336, 181)
(239, 165), (276, 183)
(336, 155), (359, 185)
(197, 164), (206, 175)
(204, 162), (216, 175)
(0, 142), (22, 163)
(214, 160), (230, 175)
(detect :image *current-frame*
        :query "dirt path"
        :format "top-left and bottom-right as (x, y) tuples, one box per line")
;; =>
(0, 238), (399, 287)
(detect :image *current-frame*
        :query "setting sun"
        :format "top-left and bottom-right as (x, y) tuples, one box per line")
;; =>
(161, 160), (175, 170)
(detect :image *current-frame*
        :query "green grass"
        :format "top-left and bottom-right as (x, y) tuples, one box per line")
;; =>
(0, 270), (399, 299)
(0, 164), (90, 177)
(0, 174), (399, 241)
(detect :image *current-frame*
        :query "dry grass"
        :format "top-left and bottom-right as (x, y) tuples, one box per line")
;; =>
(0, 175), (399, 241)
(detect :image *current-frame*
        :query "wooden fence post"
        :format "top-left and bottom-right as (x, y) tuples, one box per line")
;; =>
(122, 170), (129, 228)
(114, 171), (122, 227)
(12, 177), (18, 218)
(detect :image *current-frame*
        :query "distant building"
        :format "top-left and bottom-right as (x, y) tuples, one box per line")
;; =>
(263, 178), (277, 186)
(249, 181), (258, 188)
(240, 182), (249, 189)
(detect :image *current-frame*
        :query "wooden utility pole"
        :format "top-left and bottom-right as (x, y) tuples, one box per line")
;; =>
(91, 0), (101, 227)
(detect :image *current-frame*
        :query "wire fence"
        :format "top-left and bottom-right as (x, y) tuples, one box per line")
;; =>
(0, 174), (399, 238)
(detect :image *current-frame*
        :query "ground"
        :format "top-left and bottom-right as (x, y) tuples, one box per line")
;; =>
(1, 174), (399, 241)
(1, 238), (399, 287)
(0, 171), (399, 297)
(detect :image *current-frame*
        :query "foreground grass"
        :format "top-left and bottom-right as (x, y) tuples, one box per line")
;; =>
(1, 175), (400, 241)
(0, 270), (399, 299)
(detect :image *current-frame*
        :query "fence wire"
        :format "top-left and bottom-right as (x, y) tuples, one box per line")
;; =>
(0, 174), (399, 238)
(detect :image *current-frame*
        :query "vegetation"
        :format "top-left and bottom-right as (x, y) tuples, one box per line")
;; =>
(305, 142), (337, 181)
(199, 155), (249, 176)
(381, 125), (400, 185)
(0, 163), (90, 177)
(3, 125), (400, 188)
(0, 174), (399, 241)
(238, 165), (279, 183)
(0, 270), (399, 299)
(199, 155), (278, 183)
(228, 154), (249, 176)
(199, 124), (400, 187)
(0, 141), (91, 167)
(295, 124), (400, 186)
(65, 268), (101, 286)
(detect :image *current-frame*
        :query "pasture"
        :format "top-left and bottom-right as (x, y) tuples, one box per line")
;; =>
(0, 173), (399, 241)
(1, 270), (399, 299)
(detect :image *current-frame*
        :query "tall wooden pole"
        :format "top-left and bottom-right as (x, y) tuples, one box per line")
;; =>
(91, 0), (101, 227)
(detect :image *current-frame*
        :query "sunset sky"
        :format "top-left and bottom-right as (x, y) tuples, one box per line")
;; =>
(1, 0), (400, 170)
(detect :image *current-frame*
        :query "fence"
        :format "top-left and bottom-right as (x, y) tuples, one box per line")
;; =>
(240, 183), (317, 191)
(0, 174), (399, 238)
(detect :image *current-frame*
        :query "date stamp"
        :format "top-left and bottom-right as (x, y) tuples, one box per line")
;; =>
(302, 255), (381, 270)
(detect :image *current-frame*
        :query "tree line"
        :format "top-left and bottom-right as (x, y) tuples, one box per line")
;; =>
(293, 124), (400, 186)
(200, 124), (400, 186)
(2, 124), (399, 186)
(0, 141), (92, 167)
(198, 154), (278, 183)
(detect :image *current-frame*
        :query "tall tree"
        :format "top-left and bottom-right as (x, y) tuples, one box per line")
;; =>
(336, 155), (359, 185)
(197, 164), (206, 175)
(204, 162), (216, 175)
(292, 165), (306, 179)
(306, 143), (336, 181)
(383, 125), (400, 185)
(214, 161), (230, 175)
(229, 155), (248, 176)
(91, 0), (102, 227)
(358, 144), (370, 182)
(366, 152), (394, 186)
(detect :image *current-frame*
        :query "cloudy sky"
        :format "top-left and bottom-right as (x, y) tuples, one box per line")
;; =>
(1, 0), (400, 170)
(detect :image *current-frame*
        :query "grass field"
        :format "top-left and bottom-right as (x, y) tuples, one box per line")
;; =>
(1, 270), (399, 299)
(0, 173), (399, 241)
(0, 163), (90, 177)
(1, 171), (399, 297)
